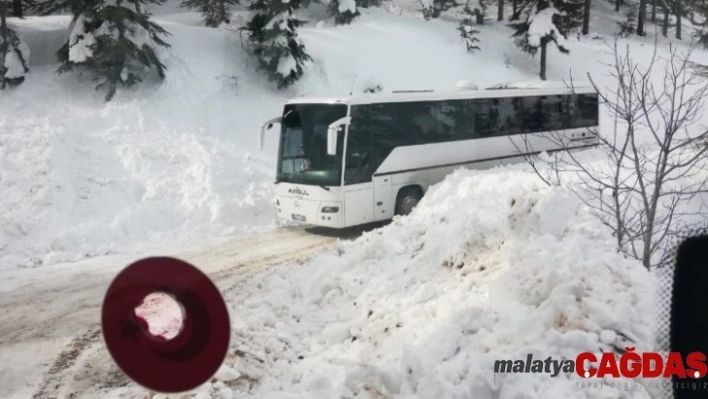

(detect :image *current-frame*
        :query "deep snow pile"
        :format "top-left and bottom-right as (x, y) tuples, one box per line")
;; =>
(0, 14), (283, 271)
(168, 169), (655, 399)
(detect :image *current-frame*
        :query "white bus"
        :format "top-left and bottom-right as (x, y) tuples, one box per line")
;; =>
(259, 83), (599, 229)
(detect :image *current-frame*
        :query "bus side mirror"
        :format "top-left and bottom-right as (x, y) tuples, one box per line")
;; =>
(326, 116), (351, 156)
(259, 116), (282, 151)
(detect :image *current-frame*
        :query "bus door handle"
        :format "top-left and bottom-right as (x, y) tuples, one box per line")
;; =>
(377, 202), (383, 206)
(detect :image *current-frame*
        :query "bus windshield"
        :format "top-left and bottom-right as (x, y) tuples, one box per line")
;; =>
(277, 103), (347, 187)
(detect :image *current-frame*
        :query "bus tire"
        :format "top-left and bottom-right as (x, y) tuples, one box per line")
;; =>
(395, 186), (423, 216)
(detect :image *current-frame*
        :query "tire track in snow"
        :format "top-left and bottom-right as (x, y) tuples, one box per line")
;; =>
(31, 328), (102, 399)
(7, 226), (344, 399)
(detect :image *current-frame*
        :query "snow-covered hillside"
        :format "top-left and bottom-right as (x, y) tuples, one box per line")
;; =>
(2, 1), (707, 272)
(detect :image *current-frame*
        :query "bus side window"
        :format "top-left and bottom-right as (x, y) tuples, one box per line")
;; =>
(344, 105), (373, 185)
(564, 94), (598, 129)
(577, 94), (599, 127)
(475, 99), (499, 138)
(437, 100), (469, 141)
(498, 98), (522, 135)
(522, 96), (545, 133)
(541, 95), (564, 131)
(370, 103), (399, 173)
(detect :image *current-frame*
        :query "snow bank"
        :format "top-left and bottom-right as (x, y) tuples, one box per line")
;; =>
(0, 17), (283, 271)
(3, 42), (30, 79)
(210, 169), (655, 398)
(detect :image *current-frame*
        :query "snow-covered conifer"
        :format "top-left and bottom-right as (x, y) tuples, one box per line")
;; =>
(180, 0), (238, 27)
(617, 3), (637, 37)
(245, 0), (311, 89)
(0, 1), (29, 88)
(512, 6), (569, 80)
(421, 0), (459, 19)
(56, 0), (170, 101)
(330, 0), (359, 24)
(458, 1), (481, 51)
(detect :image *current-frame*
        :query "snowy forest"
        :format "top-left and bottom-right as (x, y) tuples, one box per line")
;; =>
(2, 0), (708, 98)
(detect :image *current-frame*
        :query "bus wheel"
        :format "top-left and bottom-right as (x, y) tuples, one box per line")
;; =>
(395, 187), (423, 216)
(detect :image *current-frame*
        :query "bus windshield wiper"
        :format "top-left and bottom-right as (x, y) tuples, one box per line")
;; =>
(296, 175), (330, 191)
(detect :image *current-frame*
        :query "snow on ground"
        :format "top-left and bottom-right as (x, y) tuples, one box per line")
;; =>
(2, 1), (707, 273)
(141, 168), (653, 398)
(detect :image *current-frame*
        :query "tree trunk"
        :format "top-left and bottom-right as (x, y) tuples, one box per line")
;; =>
(651, 0), (656, 21)
(637, 0), (646, 35)
(498, 0), (504, 21)
(540, 40), (547, 81)
(537, 0), (547, 12)
(663, 4), (669, 37)
(1, 1), (7, 89)
(615, 0), (620, 12)
(218, 0), (227, 25)
(675, 0), (681, 39)
(475, 9), (484, 24)
(582, 0), (591, 34)
(11, 0), (20, 18)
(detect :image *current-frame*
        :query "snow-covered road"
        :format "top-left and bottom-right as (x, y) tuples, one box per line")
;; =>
(0, 226), (353, 399)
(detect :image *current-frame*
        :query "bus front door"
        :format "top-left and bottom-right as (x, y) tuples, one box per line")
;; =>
(373, 175), (393, 222)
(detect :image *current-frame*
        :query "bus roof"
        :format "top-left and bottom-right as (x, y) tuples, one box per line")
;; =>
(285, 81), (597, 106)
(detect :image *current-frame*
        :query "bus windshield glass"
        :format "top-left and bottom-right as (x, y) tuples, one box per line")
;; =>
(277, 103), (347, 187)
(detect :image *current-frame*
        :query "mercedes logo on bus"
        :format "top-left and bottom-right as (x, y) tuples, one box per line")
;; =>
(294, 200), (301, 209)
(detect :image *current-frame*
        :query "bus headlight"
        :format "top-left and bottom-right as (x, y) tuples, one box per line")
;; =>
(321, 206), (339, 213)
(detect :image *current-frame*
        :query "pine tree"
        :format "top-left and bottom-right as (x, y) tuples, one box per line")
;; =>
(244, 0), (311, 89)
(617, 2), (637, 37)
(581, 0), (590, 34)
(458, 0), (482, 50)
(511, 0), (582, 28)
(12, 0), (22, 17)
(637, 0), (647, 35)
(0, 0), (29, 88)
(331, 0), (359, 24)
(31, 0), (90, 16)
(689, 0), (708, 47)
(56, 0), (170, 101)
(421, 0), (459, 19)
(180, 0), (238, 27)
(511, 5), (570, 80)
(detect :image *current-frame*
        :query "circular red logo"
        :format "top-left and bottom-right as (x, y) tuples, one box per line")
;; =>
(101, 257), (230, 393)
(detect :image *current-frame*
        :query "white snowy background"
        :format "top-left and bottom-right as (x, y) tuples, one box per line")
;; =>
(1, 0), (707, 397)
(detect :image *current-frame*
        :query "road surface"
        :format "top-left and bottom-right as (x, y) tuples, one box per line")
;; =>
(0, 224), (383, 399)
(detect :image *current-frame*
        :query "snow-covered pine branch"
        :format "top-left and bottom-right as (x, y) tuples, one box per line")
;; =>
(512, 6), (571, 80)
(180, 0), (240, 28)
(244, 0), (311, 89)
(330, 0), (359, 24)
(0, 2), (29, 88)
(526, 7), (569, 49)
(420, 0), (460, 19)
(420, 0), (485, 51)
(457, 0), (483, 51)
(57, 0), (171, 101)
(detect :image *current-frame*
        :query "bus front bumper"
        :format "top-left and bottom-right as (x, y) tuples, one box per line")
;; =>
(277, 197), (344, 229)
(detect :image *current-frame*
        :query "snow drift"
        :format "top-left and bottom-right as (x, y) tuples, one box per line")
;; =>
(168, 169), (656, 399)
